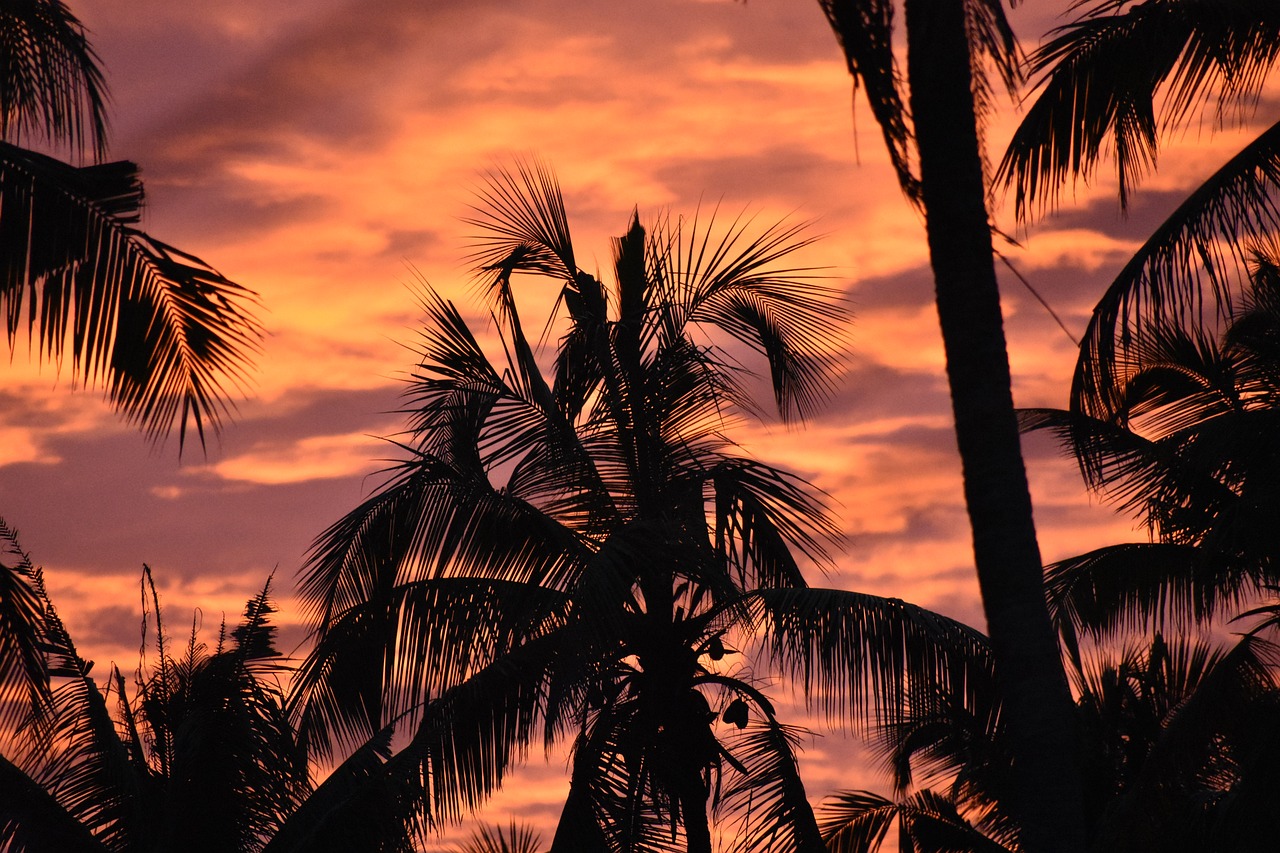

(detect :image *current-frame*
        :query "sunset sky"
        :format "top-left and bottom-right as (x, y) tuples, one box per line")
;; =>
(2, 0), (1267, 845)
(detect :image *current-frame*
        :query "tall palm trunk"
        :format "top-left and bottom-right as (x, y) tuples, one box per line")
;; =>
(902, 0), (1084, 849)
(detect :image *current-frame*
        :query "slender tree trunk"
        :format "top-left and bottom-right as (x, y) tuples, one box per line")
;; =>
(901, 0), (1085, 849)
(678, 773), (712, 853)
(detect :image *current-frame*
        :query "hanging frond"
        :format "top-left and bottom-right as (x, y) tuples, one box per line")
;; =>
(716, 720), (825, 853)
(0, 143), (262, 451)
(1000, 0), (1280, 214)
(817, 0), (918, 198)
(748, 587), (994, 729)
(0, 0), (108, 156)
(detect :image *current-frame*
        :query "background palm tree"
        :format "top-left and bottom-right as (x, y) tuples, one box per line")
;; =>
(0, 0), (261, 450)
(451, 823), (545, 853)
(815, 625), (1280, 853)
(1022, 251), (1280, 639)
(999, 0), (1280, 478)
(815, 1), (1084, 848)
(0, 523), (431, 853)
(294, 163), (994, 852)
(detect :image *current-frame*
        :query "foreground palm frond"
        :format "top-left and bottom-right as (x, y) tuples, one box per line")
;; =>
(0, 142), (263, 450)
(1024, 258), (1280, 635)
(0, 0), (108, 156)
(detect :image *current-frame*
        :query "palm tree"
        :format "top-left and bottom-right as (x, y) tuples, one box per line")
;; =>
(999, 0), (1280, 488)
(817, 626), (1280, 852)
(451, 823), (544, 853)
(0, 0), (261, 450)
(0, 523), (430, 853)
(815, 1), (1084, 848)
(1022, 252), (1280, 639)
(294, 163), (994, 852)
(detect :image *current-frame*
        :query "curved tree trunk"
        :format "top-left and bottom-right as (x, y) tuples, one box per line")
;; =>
(901, 0), (1085, 849)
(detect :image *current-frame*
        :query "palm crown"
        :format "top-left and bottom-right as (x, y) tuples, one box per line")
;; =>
(295, 164), (992, 851)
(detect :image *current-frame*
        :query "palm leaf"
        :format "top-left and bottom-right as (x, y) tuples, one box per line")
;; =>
(716, 720), (825, 853)
(295, 577), (569, 754)
(0, 142), (262, 450)
(0, 519), (59, 731)
(452, 823), (544, 853)
(748, 587), (994, 729)
(1044, 542), (1261, 639)
(0, 753), (105, 853)
(1000, 0), (1280, 213)
(1068, 125), (1280, 426)
(817, 0), (917, 197)
(819, 789), (1015, 853)
(0, 0), (108, 155)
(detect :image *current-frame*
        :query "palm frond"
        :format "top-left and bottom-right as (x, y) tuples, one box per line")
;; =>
(264, 727), (421, 853)
(716, 720), (825, 853)
(0, 0), (108, 156)
(295, 577), (569, 755)
(465, 160), (577, 284)
(1044, 542), (1261, 638)
(817, 0), (918, 198)
(1071, 123), (1280, 425)
(999, 0), (1280, 214)
(819, 788), (1016, 853)
(395, 633), (566, 828)
(299, 451), (588, 629)
(0, 142), (262, 451)
(0, 519), (58, 731)
(816, 790), (897, 853)
(708, 458), (838, 591)
(0, 753), (105, 853)
(748, 587), (994, 729)
(652, 208), (844, 423)
(452, 822), (544, 853)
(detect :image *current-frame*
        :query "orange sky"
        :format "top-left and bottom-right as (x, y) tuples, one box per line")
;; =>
(2, 0), (1266, 846)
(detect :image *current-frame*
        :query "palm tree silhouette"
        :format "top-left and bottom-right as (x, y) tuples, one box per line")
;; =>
(815, 1), (1084, 847)
(1000, 0), (1280, 473)
(0, 0), (261, 451)
(1022, 253), (1280, 638)
(0, 524), (431, 852)
(816, 627), (1280, 852)
(451, 823), (544, 853)
(294, 163), (993, 852)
